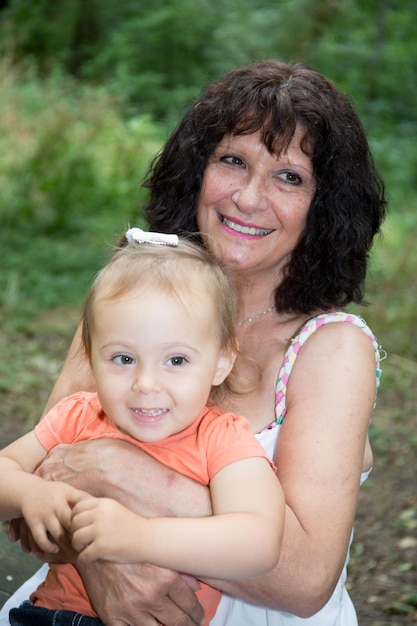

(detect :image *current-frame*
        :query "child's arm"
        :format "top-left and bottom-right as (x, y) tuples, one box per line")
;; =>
(0, 432), (86, 553)
(71, 456), (285, 579)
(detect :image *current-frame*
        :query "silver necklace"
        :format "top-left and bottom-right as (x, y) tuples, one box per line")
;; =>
(237, 306), (274, 327)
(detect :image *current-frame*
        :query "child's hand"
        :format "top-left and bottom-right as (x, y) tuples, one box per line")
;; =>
(71, 497), (143, 563)
(20, 481), (87, 553)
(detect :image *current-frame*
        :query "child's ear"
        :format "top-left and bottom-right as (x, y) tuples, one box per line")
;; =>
(212, 347), (236, 386)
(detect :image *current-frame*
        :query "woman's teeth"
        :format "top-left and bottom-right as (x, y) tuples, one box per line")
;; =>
(221, 216), (273, 236)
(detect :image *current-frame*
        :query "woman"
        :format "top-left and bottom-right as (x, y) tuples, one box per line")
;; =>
(3, 60), (386, 626)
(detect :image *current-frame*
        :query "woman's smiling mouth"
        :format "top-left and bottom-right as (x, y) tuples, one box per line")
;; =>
(220, 215), (273, 237)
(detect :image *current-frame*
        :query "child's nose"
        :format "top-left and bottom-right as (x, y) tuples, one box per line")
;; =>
(131, 365), (161, 394)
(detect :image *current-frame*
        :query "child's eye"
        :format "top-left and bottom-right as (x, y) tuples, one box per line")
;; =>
(167, 356), (188, 367)
(113, 354), (135, 365)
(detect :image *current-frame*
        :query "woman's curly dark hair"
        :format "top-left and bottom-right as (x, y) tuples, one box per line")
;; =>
(144, 59), (387, 314)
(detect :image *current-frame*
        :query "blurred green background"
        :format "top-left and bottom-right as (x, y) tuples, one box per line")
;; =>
(0, 0), (416, 416)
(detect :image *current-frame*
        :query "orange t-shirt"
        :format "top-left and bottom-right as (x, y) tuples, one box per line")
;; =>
(32, 392), (273, 623)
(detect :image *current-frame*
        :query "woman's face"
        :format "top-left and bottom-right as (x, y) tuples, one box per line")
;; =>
(197, 130), (316, 281)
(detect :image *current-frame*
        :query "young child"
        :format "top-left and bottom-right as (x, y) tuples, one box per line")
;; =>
(0, 228), (285, 626)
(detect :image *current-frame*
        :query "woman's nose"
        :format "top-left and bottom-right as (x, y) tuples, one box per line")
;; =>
(231, 175), (269, 213)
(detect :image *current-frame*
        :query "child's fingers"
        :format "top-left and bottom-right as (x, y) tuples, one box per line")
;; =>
(30, 524), (60, 554)
(76, 543), (97, 563)
(75, 535), (111, 563)
(71, 518), (95, 552)
(30, 508), (73, 553)
(66, 487), (91, 508)
(71, 495), (98, 517)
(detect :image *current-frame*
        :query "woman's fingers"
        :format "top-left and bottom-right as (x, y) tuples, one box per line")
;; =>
(78, 560), (204, 626)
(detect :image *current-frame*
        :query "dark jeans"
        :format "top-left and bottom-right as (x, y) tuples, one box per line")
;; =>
(9, 601), (104, 626)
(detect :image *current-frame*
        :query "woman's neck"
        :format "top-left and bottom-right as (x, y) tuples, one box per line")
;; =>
(227, 311), (315, 432)
(235, 280), (275, 326)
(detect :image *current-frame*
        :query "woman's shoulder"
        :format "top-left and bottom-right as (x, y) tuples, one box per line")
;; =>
(292, 312), (382, 375)
(274, 311), (383, 425)
(294, 311), (378, 346)
(285, 313), (381, 371)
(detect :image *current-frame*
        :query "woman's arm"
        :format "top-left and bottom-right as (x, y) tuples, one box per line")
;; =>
(203, 322), (378, 616)
(36, 439), (213, 517)
(43, 323), (95, 415)
(70, 457), (284, 578)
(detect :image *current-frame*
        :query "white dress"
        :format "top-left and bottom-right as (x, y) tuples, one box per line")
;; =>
(211, 424), (371, 626)
(0, 313), (382, 626)
(211, 312), (381, 626)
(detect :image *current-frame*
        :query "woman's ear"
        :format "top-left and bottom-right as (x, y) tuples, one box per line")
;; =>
(212, 347), (237, 386)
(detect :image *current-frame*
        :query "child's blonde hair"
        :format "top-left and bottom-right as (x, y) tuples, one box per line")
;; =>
(81, 234), (239, 402)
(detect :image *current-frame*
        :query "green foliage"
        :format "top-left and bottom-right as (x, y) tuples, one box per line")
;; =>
(0, 58), (161, 321)
(2, 1), (416, 128)
(1, 0), (416, 200)
(80, 1), (217, 122)
(393, 508), (417, 531)
(365, 208), (417, 360)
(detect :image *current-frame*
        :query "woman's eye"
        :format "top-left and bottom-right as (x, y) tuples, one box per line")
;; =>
(220, 155), (245, 167)
(168, 356), (187, 367)
(113, 354), (135, 365)
(278, 171), (302, 185)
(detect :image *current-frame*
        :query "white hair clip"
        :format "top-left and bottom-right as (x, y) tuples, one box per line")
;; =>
(126, 227), (179, 247)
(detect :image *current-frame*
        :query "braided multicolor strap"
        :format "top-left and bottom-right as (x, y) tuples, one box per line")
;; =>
(274, 312), (383, 426)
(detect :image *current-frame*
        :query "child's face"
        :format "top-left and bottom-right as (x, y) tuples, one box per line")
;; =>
(90, 287), (235, 442)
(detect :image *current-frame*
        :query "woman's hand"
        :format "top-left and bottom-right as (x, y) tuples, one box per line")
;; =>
(33, 439), (211, 624)
(36, 439), (213, 516)
(9, 517), (47, 559)
(35, 441), (105, 495)
(76, 560), (205, 626)
(8, 516), (79, 564)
